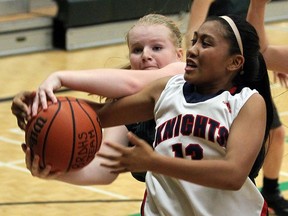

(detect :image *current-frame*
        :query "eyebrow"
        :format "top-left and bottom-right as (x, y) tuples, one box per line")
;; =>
(193, 31), (198, 38)
(194, 31), (214, 40)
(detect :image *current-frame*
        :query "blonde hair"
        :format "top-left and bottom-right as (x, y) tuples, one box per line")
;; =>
(126, 14), (182, 48)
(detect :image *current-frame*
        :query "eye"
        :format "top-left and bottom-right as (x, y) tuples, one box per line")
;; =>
(191, 39), (197, 46)
(152, 45), (163, 51)
(202, 40), (210, 47)
(131, 47), (143, 54)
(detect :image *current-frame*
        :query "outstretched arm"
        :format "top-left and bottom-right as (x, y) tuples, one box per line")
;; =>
(33, 62), (185, 115)
(247, 0), (269, 53)
(247, 0), (288, 73)
(12, 63), (184, 130)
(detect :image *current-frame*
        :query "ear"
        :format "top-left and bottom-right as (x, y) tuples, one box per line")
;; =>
(176, 48), (184, 61)
(227, 54), (245, 72)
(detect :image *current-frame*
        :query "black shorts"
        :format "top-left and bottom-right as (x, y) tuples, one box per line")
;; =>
(271, 102), (282, 129)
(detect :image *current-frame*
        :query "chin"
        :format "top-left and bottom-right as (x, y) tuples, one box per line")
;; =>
(184, 72), (196, 83)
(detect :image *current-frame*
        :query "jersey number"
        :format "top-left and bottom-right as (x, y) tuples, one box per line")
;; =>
(172, 143), (203, 160)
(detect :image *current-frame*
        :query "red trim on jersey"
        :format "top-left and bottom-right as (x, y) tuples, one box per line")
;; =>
(141, 190), (147, 216)
(229, 86), (238, 94)
(261, 200), (268, 216)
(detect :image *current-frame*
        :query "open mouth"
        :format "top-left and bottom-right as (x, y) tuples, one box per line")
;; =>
(186, 60), (197, 68)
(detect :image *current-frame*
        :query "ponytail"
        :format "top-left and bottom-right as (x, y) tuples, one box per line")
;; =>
(247, 53), (273, 180)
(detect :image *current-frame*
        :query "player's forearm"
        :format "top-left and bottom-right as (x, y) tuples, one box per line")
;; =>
(56, 69), (143, 98)
(247, 1), (288, 73)
(148, 154), (247, 190)
(262, 45), (288, 73)
(56, 62), (184, 99)
(247, 0), (269, 53)
(54, 159), (117, 185)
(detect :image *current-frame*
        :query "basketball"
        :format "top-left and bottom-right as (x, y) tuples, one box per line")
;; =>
(25, 96), (102, 173)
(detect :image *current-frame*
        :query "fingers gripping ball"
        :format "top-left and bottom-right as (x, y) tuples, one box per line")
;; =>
(25, 97), (102, 172)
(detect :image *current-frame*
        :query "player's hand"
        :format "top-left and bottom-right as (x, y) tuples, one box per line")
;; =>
(97, 132), (154, 173)
(273, 71), (288, 88)
(11, 91), (35, 130)
(21, 144), (62, 180)
(32, 73), (62, 116)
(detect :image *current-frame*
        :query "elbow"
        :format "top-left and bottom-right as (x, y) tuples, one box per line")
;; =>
(225, 182), (244, 191)
(124, 81), (143, 96)
(120, 77), (146, 96)
(95, 178), (116, 185)
(224, 174), (246, 191)
(260, 46), (268, 55)
(85, 175), (118, 185)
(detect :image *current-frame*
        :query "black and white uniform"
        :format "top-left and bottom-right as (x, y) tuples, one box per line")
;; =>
(141, 75), (267, 216)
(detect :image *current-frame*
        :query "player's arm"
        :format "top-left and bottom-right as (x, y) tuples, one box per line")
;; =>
(260, 45), (288, 73)
(97, 77), (170, 128)
(247, 0), (269, 53)
(185, 0), (214, 48)
(247, 0), (288, 73)
(32, 62), (185, 115)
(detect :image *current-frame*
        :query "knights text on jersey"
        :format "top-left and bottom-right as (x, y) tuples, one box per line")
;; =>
(142, 75), (267, 216)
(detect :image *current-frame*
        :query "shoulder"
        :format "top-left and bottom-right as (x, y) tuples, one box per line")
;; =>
(240, 92), (266, 118)
(246, 93), (265, 108)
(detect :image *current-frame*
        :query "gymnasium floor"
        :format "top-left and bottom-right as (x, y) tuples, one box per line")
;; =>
(0, 17), (288, 216)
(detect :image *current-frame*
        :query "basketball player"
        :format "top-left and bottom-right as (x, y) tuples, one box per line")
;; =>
(94, 15), (274, 215)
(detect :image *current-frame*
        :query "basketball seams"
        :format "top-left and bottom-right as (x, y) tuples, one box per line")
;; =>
(42, 100), (62, 169)
(76, 98), (102, 152)
(66, 97), (77, 172)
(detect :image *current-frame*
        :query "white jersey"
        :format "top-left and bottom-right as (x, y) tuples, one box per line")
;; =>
(142, 75), (267, 216)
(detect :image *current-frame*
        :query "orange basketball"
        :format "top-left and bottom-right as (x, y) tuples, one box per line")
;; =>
(25, 96), (102, 173)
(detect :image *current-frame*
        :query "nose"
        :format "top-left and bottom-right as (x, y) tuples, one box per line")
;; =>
(186, 44), (198, 58)
(142, 47), (152, 61)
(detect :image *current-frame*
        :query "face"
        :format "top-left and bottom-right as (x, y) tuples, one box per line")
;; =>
(128, 24), (182, 70)
(185, 20), (235, 93)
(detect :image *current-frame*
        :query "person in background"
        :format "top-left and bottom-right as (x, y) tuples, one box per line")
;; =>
(247, 0), (288, 215)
